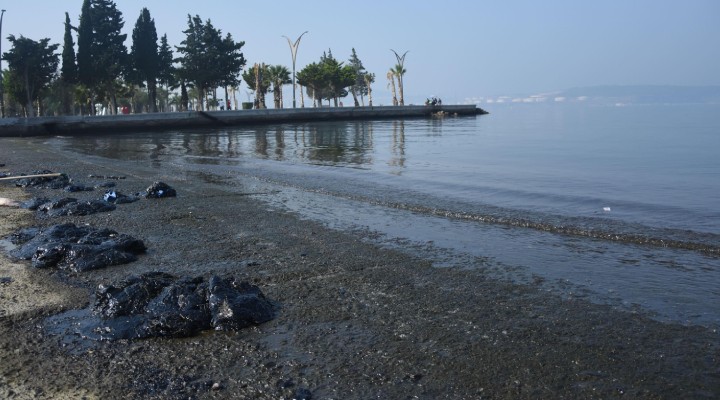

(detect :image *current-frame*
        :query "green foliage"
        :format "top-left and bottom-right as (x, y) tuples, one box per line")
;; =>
(241, 64), (267, 92)
(391, 63), (407, 105)
(73, 84), (92, 114)
(130, 8), (159, 111)
(242, 63), (270, 108)
(180, 81), (189, 111)
(391, 63), (407, 78)
(2, 69), (27, 116)
(61, 12), (78, 84)
(157, 34), (176, 111)
(175, 14), (246, 110)
(76, 0), (94, 87)
(348, 48), (368, 105)
(267, 65), (291, 88)
(298, 50), (356, 106)
(219, 33), (246, 88)
(296, 62), (325, 105)
(77, 0), (128, 113)
(92, 1), (127, 83)
(324, 58), (356, 104)
(157, 34), (176, 88)
(363, 72), (376, 106)
(3, 35), (60, 117)
(266, 65), (291, 108)
(130, 8), (158, 84)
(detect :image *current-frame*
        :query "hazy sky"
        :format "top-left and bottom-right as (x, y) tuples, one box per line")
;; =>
(2, 0), (718, 104)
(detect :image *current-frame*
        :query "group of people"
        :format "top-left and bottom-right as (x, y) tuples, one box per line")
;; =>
(425, 97), (443, 106)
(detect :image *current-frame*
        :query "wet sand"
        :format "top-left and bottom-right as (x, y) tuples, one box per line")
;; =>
(1, 138), (718, 399)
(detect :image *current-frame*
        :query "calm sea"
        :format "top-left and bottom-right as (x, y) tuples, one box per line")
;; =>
(59, 103), (720, 327)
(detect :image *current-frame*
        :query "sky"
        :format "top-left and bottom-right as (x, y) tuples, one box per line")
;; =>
(1, 0), (719, 105)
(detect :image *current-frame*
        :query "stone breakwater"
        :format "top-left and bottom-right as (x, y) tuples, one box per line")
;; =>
(0, 105), (488, 137)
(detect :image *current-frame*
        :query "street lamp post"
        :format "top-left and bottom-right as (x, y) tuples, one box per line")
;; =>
(282, 31), (308, 109)
(0, 9), (6, 118)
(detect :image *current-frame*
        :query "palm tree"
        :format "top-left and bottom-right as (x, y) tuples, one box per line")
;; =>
(267, 65), (291, 109)
(364, 73), (375, 106)
(242, 63), (271, 109)
(387, 70), (398, 106)
(391, 64), (406, 105)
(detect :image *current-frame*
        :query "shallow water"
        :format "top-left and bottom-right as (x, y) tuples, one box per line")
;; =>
(56, 103), (720, 327)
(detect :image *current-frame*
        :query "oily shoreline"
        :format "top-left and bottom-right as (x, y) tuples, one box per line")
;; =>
(1, 137), (719, 399)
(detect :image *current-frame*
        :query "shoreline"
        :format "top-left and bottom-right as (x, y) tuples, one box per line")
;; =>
(1, 137), (719, 399)
(0, 105), (487, 137)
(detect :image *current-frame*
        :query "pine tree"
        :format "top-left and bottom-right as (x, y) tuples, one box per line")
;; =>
(219, 32), (246, 110)
(298, 51), (355, 107)
(3, 35), (60, 117)
(176, 15), (245, 111)
(130, 8), (159, 112)
(297, 62), (324, 107)
(77, 0), (127, 114)
(347, 48), (366, 107)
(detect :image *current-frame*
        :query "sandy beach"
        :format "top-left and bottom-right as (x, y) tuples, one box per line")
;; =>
(1, 137), (718, 399)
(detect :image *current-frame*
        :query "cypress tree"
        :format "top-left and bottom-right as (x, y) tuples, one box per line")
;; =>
(60, 12), (79, 115)
(61, 12), (78, 84)
(157, 34), (176, 111)
(76, 0), (94, 92)
(130, 7), (159, 112)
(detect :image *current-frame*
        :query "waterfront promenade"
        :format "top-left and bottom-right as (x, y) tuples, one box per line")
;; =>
(0, 105), (487, 137)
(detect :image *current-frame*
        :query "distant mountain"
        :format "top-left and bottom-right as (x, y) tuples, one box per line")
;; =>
(555, 85), (720, 104)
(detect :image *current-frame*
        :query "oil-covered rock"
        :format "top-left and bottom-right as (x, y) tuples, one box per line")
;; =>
(49, 272), (275, 340)
(8, 223), (146, 272)
(145, 182), (177, 198)
(13, 170), (70, 189)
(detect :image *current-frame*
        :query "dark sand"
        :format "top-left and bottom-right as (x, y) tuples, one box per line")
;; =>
(1, 137), (718, 399)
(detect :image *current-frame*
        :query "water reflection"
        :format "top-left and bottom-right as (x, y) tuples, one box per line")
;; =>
(255, 128), (268, 158)
(65, 119), (439, 174)
(389, 120), (406, 173)
(274, 126), (285, 159)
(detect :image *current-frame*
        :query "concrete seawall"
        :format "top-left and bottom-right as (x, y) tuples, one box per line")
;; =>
(0, 105), (487, 137)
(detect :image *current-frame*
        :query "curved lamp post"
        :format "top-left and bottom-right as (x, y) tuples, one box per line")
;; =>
(0, 9), (6, 118)
(391, 49), (408, 106)
(282, 31), (308, 109)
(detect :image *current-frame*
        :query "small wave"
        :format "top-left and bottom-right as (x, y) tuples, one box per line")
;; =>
(277, 180), (720, 256)
(387, 203), (720, 255)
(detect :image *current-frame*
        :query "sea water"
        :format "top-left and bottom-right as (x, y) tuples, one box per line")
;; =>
(60, 103), (720, 327)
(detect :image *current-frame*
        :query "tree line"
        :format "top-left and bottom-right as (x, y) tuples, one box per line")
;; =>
(1, 0), (408, 117)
